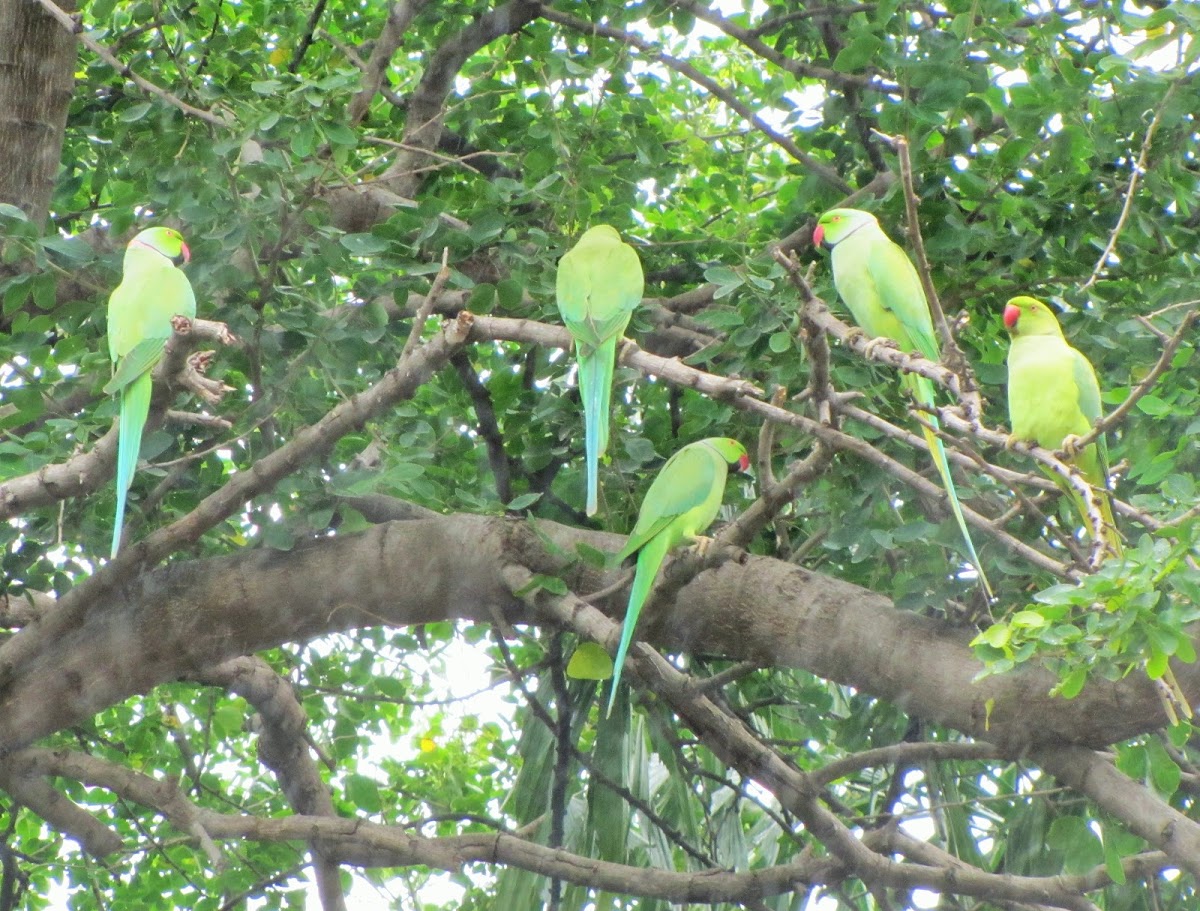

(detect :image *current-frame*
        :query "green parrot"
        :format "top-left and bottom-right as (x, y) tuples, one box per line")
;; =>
(607, 437), (750, 715)
(104, 226), (196, 558)
(1003, 295), (1121, 557)
(556, 225), (644, 516)
(814, 207), (992, 599)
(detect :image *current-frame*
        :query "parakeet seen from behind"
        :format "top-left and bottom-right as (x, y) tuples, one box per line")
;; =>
(556, 225), (643, 516)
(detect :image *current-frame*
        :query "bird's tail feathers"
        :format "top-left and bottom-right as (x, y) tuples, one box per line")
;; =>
(112, 373), (152, 559)
(606, 534), (670, 717)
(1098, 491), (1123, 558)
(579, 337), (618, 517)
(921, 423), (994, 600)
(1065, 483), (1123, 559)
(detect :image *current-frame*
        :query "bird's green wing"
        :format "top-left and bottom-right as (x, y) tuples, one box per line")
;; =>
(865, 234), (940, 362)
(107, 264), (196, 362)
(1071, 346), (1109, 477)
(556, 233), (641, 350)
(104, 338), (168, 395)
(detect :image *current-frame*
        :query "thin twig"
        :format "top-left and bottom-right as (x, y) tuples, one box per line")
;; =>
(1082, 83), (1179, 290)
(1068, 308), (1198, 453)
(400, 249), (451, 362)
(31, 0), (233, 127)
(541, 5), (851, 193)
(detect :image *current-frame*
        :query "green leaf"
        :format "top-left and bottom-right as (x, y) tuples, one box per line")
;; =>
(833, 34), (884, 72)
(505, 492), (542, 511)
(566, 642), (613, 680)
(120, 102), (153, 122)
(340, 233), (391, 255)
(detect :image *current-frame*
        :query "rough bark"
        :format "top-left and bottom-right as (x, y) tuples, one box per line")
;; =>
(0, 512), (1191, 758)
(0, 0), (76, 227)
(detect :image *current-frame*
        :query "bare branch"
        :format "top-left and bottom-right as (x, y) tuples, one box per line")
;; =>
(347, 1), (430, 125)
(1035, 744), (1200, 878)
(666, 0), (899, 94)
(194, 658), (346, 911)
(1082, 83), (1178, 290)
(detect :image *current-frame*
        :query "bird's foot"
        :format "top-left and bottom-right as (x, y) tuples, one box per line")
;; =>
(171, 315), (194, 334)
(690, 535), (715, 558)
(1003, 432), (1025, 452)
(861, 335), (899, 359)
(1059, 433), (1084, 459)
(189, 350), (216, 375)
(843, 326), (867, 346)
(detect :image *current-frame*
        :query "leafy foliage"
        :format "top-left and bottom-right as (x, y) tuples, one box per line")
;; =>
(3, 0), (1200, 908)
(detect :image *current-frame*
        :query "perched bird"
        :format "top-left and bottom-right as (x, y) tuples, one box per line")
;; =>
(556, 225), (644, 516)
(1006, 295), (1191, 722)
(1002, 295), (1121, 557)
(814, 207), (991, 599)
(105, 227), (196, 558)
(607, 437), (750, 715)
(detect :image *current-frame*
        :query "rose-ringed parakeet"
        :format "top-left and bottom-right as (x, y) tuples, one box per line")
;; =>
(556, 225), (644, 516)
(1003, 295), (1121, 557)
(607, 437), (750, 715)
(104, 227), (195, 558)
(1005, 296), (1191, 722)
(814, 208), (992, 599)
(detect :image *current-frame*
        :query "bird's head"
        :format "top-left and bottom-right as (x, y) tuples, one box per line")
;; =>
(130, 226), (190, 266)
(813, 208), (877, 248)
(1003, 296), (1064, 338)
(703, 437), (751, 473)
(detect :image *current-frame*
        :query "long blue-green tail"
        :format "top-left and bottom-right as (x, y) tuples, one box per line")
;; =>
(579, 337), (618, 517)
(606, 534), (670, 717)
(112, 372), (152, 558)
(908, 374), (993, 599)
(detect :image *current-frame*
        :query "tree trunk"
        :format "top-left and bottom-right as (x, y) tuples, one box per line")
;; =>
(0, 0), (77, 227)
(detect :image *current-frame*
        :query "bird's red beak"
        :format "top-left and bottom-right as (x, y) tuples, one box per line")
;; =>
(737, 453), (751, 473)
(179, 242), (191, 265)
(1003, 303), (1021, 329)
(813, 224), (825, 247)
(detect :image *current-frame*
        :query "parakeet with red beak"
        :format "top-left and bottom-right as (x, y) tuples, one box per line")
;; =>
(607, 437), (749, 715)
(1002, 295), (1120, 557)
(814, 208), (991, 598)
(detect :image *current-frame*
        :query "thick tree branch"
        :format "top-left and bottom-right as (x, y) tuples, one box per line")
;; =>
(379, 1), (541, 198)
(1035, 744), (1200, 878)
(193, 658), (346, 911)
(0, 511), (1191, 761)
(0, 314), (475, 694)
(346, 1), (430, 124)
(519, 570), (1139, 909)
